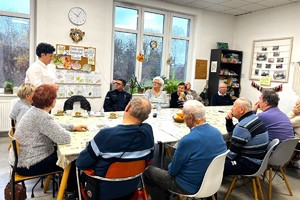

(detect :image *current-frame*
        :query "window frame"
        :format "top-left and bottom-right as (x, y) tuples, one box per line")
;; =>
(0, 0), (35, 87)
(112, 2), (194, 84)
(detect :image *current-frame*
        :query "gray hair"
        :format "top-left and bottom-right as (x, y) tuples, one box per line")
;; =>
(183, 100), (206, 121)
(153, 76), (164, 88)
(261, 89), (279, 107)
(236, 97), (252, 111)
(17, 83), (36, 99)
(129, 97), (151, 122)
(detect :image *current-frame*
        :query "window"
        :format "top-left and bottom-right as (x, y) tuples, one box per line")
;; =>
(113, 4), (192, 86)
(0, 0), (31, 87)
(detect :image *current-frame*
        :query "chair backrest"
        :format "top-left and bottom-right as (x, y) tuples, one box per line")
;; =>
(63, 95), (91, 111)
(8, 130), (20, 179)
(268, 138), (300, 166)
(84, 160), (147, 181)
(192, 150), (229, 198)
(249, 138), (279, 177)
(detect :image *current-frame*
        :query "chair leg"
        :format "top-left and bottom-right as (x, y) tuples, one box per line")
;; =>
(268, 167), (272, 200)
(31, 178), (42, 198)
(252, 178), (258, 200)
(255, 176), (265, 200)
(224, 175), (238, 200)
(279, 166), (293, 196)
(43, 175), (51, 193)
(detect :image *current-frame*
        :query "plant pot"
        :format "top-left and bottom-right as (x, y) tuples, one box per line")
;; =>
(4, 87), (13, 94)
(137, 87), (144, 94)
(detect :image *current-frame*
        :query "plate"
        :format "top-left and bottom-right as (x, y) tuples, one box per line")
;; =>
(54, 114), (64, 116)
(82, 64), (92, 72)
(73, 115), (82, 118)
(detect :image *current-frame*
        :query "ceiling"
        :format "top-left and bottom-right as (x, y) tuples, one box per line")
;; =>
(154, 0), (300, 16)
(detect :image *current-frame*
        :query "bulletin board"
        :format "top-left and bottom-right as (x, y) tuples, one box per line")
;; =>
(250, 37), (293, 83)
(53, 44), (96, 71)
(195, 59), (207, 79)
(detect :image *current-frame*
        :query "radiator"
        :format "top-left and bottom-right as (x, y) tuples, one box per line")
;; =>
(0, 100), (11, 132)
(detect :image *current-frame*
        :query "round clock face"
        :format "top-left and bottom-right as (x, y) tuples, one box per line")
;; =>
(68, 7), (87, 26)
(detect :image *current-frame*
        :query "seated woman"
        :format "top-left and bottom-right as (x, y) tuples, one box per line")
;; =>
(9, 83), (36, 127)
(170, 82), (187, 108)
(144, 76), (169, 108)
(185, 82), (201, 101)
(9, 84), (88, 190)
(288, 99), (300, 138)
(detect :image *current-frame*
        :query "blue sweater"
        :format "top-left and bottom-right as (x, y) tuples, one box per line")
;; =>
(76, 123), (154, 199)
(168, 123), (227, 194)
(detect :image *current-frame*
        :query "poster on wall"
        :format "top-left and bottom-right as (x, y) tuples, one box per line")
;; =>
(250, 37), (293, 83)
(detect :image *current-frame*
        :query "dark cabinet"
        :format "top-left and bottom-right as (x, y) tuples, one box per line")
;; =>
(207, 49), (243, 105)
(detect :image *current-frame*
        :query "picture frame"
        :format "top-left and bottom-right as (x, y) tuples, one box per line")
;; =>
(250, 37), (293, 82)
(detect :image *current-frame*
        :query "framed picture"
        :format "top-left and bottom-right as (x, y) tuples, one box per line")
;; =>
(250, 37), (293, 82)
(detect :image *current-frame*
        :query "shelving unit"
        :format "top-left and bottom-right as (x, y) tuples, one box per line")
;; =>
(208, 49), (243, 104)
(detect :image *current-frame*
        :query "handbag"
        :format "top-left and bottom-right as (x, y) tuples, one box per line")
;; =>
(4, 182), (27, 200)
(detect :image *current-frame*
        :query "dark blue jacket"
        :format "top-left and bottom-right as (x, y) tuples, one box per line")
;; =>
(76, 123), (154, 199)
(103, 90), (131, 112)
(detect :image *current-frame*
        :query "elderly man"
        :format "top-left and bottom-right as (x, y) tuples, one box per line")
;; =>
(185, 82), (200, 101)
(76, 97), (154, 199)
(253, 89), (294, 142)
(103, 79), (132, 112)
(211, 83), (233, 106)
(143, 100), (227, 200)
(224, 97), (269, 175)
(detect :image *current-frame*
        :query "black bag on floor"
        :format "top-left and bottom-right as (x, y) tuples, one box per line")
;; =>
(4, 182), (27, 200)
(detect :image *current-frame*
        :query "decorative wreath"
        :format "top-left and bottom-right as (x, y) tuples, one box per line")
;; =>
(136, 53), (144, 62)
(150, 40), (158, 50)
(251, 81), (282, 92)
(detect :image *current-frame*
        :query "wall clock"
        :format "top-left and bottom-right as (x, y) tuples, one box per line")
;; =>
(68, 7), (87, 26)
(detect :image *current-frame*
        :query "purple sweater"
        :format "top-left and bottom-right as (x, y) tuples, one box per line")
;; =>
(258, 107), (294, 142)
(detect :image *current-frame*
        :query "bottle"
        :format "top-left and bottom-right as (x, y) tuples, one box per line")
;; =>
(156, 101), (161, 114)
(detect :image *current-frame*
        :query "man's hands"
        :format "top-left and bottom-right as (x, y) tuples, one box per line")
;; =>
(252, 101), (259, 112)
(226, 111), (233, 120)
(73, 125), (88, 132)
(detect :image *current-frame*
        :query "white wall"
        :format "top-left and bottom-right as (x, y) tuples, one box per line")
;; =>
(36, 0), (235, 111)
(234, 2), (300, 113)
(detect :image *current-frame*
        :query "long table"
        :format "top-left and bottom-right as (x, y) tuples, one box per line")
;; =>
(54, 106), (233, 199)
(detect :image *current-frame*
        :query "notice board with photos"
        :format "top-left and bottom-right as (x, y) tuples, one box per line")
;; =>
(53, 44), (96, 72)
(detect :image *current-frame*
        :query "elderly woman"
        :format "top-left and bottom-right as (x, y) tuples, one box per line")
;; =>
(144, 76), (169, 108)
(185, 82), (200, 101)
(288, 99), (300, 138)
(9, 84), (87, 176)
(9, 83), (36, 126)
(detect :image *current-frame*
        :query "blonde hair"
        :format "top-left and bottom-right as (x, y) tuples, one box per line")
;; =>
(17, 83), (36, 99)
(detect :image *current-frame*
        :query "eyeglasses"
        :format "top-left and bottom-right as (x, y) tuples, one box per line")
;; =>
(153, 82), (161, 85)
(114, 82), (122, 86)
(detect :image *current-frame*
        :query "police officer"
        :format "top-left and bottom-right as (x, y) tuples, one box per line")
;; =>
(103, 79), (132, 112)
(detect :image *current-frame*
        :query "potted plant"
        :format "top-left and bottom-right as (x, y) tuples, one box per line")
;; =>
(129, 75), (141, 94)
(4, 80), (14, 94)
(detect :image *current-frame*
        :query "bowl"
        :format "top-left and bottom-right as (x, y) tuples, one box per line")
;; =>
(173, 115), (184, 123)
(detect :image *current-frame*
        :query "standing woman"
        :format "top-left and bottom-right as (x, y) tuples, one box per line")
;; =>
(10, 83), (36, 126)
(9, 84), (87, 176)
(144, 76), (169, 108)
(25, 42), (59, 90)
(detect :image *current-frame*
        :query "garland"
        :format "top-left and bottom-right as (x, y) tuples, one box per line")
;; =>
(251, 81), (282, 92)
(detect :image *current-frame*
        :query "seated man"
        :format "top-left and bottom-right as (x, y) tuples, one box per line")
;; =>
(76, 97), (154, 200)
(288, 99), (300, 138)
(170, 82), (187, 108)
(224, 97), (269, 175)
(211, 83), (233, 106)
(103, 79), (132, 112)
(253, 89), (294, 142)
(143, 100), (227, 200)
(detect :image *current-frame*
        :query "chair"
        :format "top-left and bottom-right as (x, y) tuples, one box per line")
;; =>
(224, 139), (280, 200)
(8, 131), (62, 199)
(63, 95), (91, 111)
(264, 138), (299, 200)
(76, 160), (149, 200)
(169, 150), (230, 200)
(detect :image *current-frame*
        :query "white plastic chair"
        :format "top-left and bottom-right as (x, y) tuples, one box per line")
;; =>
(264, 138), (299, 200)
(169, 150), (229, 200)
(224, 139), (279, 200)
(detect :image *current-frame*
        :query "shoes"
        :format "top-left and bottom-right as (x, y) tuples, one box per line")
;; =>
(64, 190), (79, 200)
